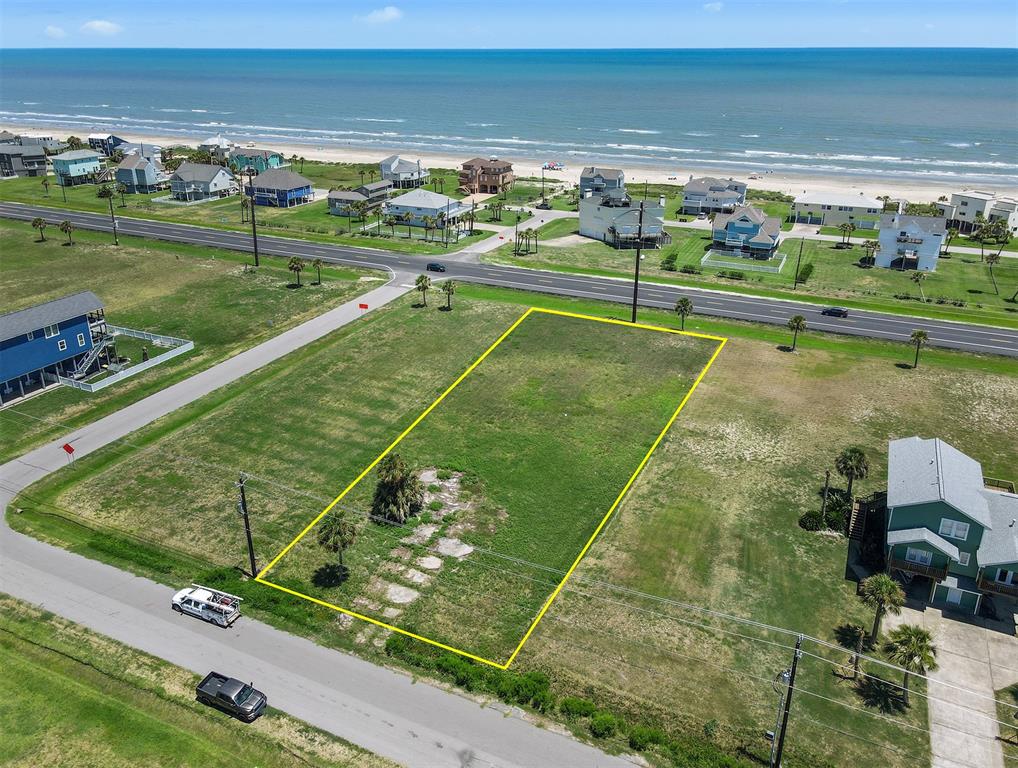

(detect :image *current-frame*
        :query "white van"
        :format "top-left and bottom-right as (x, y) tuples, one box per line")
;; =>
(171, 584), (242, 627)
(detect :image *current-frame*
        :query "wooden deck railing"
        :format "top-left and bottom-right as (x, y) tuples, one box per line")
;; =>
(888, 557), (948, 582)
(977, 574), (1018, 599)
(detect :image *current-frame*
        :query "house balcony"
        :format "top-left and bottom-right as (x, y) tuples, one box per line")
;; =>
(888, 557), (948, 581)
(896, 236), (924, 244)
(977, 574), (1018, 599)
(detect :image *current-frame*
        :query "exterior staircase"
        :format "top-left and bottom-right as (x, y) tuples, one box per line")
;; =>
(72, 336), (112, 378)
(847, 500), (867, 541)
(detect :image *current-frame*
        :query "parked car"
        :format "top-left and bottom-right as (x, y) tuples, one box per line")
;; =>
(196, 672), (267, 721)
(172, 584), (242, 627)
(426, 262), (446, 272)
(821, 306), (850, 318)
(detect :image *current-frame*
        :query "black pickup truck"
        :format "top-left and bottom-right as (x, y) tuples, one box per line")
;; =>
(196, 672), (267, 722)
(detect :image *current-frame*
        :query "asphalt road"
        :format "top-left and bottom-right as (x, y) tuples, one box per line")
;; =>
(4, 201), (1018, 358)
(0, 281), (631, 768)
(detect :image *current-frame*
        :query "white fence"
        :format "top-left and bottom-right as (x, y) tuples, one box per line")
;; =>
(701, 250), (788, 274)
(57, 327), (194, 394)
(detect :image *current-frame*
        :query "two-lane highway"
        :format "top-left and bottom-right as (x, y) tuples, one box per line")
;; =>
(4, 202), (1017, 357)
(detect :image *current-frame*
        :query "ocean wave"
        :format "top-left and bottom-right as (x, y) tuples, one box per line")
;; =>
(347, 117), (406, 123)
(740, 134), (760, 138)
(684, 131), (712, 137)
(946, 142), (971, 148)
(617, 128), (660, 135)
(467, 122), (499, 127)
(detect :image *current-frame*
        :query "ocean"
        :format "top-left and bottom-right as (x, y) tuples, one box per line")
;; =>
(1, 48), (1016, 185)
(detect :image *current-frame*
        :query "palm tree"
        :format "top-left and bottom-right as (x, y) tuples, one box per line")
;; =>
(384, 215), (396, 236)
(442, 279), (455, 310)
(31, 217), (47, 241)
(316, 510), (358, 568)
(421, 215), (436, 242)
(41, 177), (50, 197)
(910, 271), (927, 302)
(943, 227), (958, 255)
(838, 222), (857, 245)
(835, 446), (869, 500)
(59, 220), (74, 245)
(862, 239), (879, 263)
(116, 182), (128, 207)
(288, 256), (304, 286)
(909, 329), (929, 369)
(883, 625), (938, 707)
(299, 156), (306, 173)
(368, 168), (376, 183)
(674, 298), (693, 330)
(66, 135), (83, 150)
(311, 258), (324, 285)
(859, 573), (906, 643)
(787, 314), (807, 351)
(241, 196), (251, 224)
(290, 153), (299, 169)
(415, 274), (431, 306)
(402, 211), (415, 240)
(359, 169), (366, 186)
(972, 213), (988, 261)
(986, 252), (1001, 295)
(371, 453), (423, 523)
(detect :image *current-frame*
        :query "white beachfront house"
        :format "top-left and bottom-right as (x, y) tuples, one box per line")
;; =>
(379, 155), (430, 189)
(170, 162), (238, 202)
(681, 177), (747, 215)
(383, 188), (470, 227)
(789, 192), (883, 229)
(579, 191), (669, 249)
(579, 167), (626, 198)
(198, 134), (235, 162)
(935, 190), (1018, 235)
(876, 214), (946, 271)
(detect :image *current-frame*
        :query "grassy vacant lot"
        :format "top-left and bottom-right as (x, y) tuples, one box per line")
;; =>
(0, 594), (392, 768)
(487, 220), (1018, 327)
(0, 218), (374, 461)
(268, 310), (719, 662)
(13, 286), (1017, 765)
(998, 684), (1018, 759)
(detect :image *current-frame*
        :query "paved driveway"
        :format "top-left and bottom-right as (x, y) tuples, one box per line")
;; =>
(886, 605), (1018, 768)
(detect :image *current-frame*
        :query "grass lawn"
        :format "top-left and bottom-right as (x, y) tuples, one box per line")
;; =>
(0, 218), (376, 462)
(998, 684), (1018, 760)
(485, 220), (1018, 328)
(0, 594), (393, 768)
(12, 285), (1017, 766)
(820, 225), (879, 239)
(955, 235), (1018, 254)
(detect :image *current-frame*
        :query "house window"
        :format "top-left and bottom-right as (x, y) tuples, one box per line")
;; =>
(939, 519), (970, 541)
(44, 324), (59, 338)
(77, 333), (86, 346)
(26, 330), (34, 340)
(905, 547), (933, 566)
(57, 340), (67, 351)
(960, 200), (968, 207)
(958, 552), (970, 567)
(997, 569), (1015, 585)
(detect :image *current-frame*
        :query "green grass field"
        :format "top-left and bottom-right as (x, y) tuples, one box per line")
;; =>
(12, 284), (1015, 765)
(0, 218), (375, 461)
(0, 594), (393, 768)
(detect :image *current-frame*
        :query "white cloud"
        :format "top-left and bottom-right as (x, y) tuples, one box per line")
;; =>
(356, 6), (403, 24)
(44, 25), (67, 39)
(703, 2), (723, 12)
(81, 19), (123, 36)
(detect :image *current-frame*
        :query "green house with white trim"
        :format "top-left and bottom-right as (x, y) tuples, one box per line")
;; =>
(885, 436), (1018, 615)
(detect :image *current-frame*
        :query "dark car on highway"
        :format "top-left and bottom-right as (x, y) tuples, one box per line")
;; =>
(196, 672), (267, 722)
(426, 262), (446, 272)
(821, 306), (849, 318)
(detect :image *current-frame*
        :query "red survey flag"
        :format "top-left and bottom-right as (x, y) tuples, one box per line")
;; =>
(62, 443), (75, 455)
(358, 303), (368, 310)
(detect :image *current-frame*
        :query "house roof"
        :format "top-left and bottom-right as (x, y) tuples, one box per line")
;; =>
(887, 437), (992, 529)
(328, 190), (367, 203)
(0, 146), (45, 158)
(0, 291), (104, 343)
(199, 135), (232, 148)
(976, 490), (1018, 568)
(87, 133), (119, 141)
(887, 528), (960, 561)
(387, 188), (461, 209)
(359, 180), (392, 194)
(953, 189), (996, 201)
(684, 176), (746, 195)
(247, 168), (312, 190)
(581, 167), (625, 181)
(380, 155), (427, 175)
(879, 214), (946, 235)
(171, 162), (232, 183)
(229, 147), (281, 160)
(463, 157), (512, 170)
(793, 192), (883, 208)
(713, 206), (780, 243)
(117, 154), (155, 171)
(53, 149), (100, 161)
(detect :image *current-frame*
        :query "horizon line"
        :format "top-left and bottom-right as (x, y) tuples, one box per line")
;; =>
(3, 45), (1017, 51)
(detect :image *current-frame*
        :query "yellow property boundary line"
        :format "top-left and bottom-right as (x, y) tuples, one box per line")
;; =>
(256, 306), (727, 669)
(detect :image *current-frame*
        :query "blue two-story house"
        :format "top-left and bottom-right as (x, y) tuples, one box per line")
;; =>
(51, 149), (103, 186)
(0, 292), (110, 405)
(244, 168), (314, 207)
(228, 147), (285, 174)
(711, 205), (781, 259)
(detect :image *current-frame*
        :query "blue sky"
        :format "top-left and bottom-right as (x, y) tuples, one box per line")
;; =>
(2, 0), (1016, 49)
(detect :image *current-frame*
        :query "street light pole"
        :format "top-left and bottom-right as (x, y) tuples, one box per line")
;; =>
(236, 473), (258, 578)
(246, 168), (260, 267)
(107, 195), (119, 245)
(793, 238), (804, 289)
(631, 200), (644, 323)
(772, 635), (802, 767)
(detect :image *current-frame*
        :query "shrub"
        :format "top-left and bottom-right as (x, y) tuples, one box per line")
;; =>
(436, 469), (452, 480)
(660, 252), (678, 271)
(628, 725), (665, 751)
(589, 711), (619, 739)
(717, 269), (746, 280)
(824, 496), (851, 533)
(497, 670), (550, 707)
(680, 264), (703, 275)
(560, 696), (596, 719)
(795, 262), (814, 283)
(428, 500), (443, 512)
(799, 509), (824, 531)
(703, 718), (719, 740)
(531, 689), (555, 713)
(427, 483), (441, 492)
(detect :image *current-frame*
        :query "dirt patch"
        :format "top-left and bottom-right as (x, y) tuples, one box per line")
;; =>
(416, 555), (443, 570)
(434, 537), (474, 558)
(385, 583), (421, 604)
(401, 523), (438, 545)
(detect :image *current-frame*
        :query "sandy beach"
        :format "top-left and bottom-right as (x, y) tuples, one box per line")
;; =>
(8, 123), (1016, 203)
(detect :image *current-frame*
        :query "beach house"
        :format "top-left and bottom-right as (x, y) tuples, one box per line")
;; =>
(379, 155), (430, 189)
(228, 147), (285, 174)
(710, 205), (781, 258)
(327, 180), (392, 216)
(789, 192), (883, 229)
(875, 214), (945, 271)
(0, 145), (47, 178)
(884, 436), (1018, 616)
(87, 133), (126, 157)
(383, 188), (470, 227)
(170, 162), (237, 202)
(17, 133), (65, 152)
(51, 149), (103, 186)
(0, 291), (110, 405)
(115, 154), (168, 194)
(681, 177), (747, 215)
(936, 190), (1018, 235)
(244, 168), (314, 207)
(579, 167), (626, 198)
(458, 157), (514, 195)
(579, 192), (669, 249)
(198, 134), (234, 162)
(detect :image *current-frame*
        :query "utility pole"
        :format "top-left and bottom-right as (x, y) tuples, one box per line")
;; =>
(246, 169), (260, 267)
(820, 469), (831, 517)
(106, 195), (119, 246)
(792, 238), (804, 289)
(772, 635), (802, 767)
(631, 201), (645, 323)
(236, 473), (258, 578)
